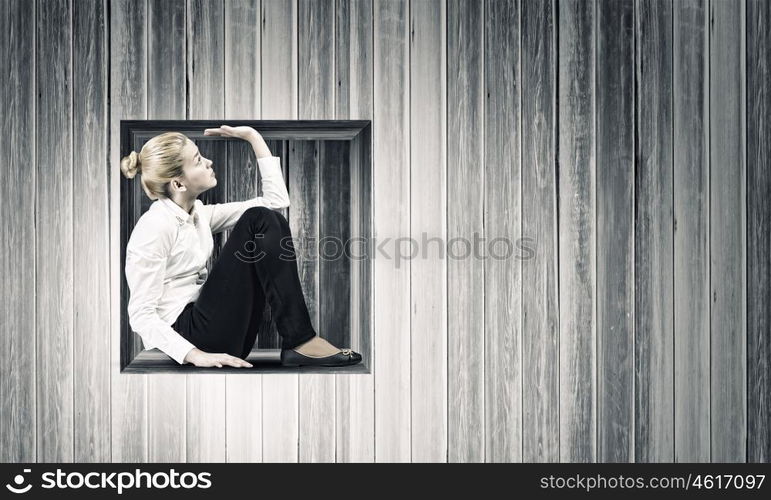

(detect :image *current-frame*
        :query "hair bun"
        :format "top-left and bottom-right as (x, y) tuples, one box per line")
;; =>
(120, 150), (142, 179)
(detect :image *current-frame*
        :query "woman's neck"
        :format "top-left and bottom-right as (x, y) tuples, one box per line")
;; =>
(169, 193), (196, 214)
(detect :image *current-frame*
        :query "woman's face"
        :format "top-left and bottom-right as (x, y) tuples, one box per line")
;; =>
(179, 140), (217, 194)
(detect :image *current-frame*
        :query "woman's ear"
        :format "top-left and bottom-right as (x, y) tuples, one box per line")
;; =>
(170, 178), (187, 192)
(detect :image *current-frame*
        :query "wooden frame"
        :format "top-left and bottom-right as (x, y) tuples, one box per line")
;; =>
(118, 120), (372, 374)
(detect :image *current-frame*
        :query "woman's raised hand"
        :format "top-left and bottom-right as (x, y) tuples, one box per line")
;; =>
(203, 124), (261, 142)
(184, 348), (253, 368)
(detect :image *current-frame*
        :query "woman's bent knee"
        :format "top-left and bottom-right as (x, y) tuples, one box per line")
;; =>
(243, 205), (274, 219)
(239, 206), (282, 228)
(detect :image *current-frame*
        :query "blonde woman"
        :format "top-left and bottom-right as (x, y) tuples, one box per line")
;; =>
(120, 125), (362, 368)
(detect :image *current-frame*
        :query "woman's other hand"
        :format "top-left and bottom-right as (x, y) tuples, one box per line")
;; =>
(203, 125), (272, 158)
(203, 124), (261, 143)
(184, 347), (253, 368)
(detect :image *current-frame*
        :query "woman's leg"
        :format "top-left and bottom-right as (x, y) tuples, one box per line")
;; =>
(179, 205), (317, 358)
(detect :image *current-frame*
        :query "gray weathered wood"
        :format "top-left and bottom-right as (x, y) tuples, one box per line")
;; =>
(374, 0), (412, 462)
(298, 0), (336, 463)
(634, 0), (674, 462)
(410, 0), (448, 463)
(709, 0), (746, 462)
(73, 0), (111, 462)
(557, 0), (595, 463)
(2, 0), (768, 464)
(225, 0), (260, 119)
(0, 0), (36, 463)
(37, 0), (74, 462)
(448, 0), (486, 462)
(339, 126), (376, 463)
(334, 0), (376, 464)
(747, 0), (771, 463)
(673, 0), (710, 462)
(111, 0), (149, 463)
(319, 140), (351, 350)
(291, 139), (330, 461)
(596, 0), (635, 462)
(521, 0), (559, 462)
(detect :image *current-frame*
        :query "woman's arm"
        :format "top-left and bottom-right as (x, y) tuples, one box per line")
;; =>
(248, 132), (273, 160)
(199, 155), (290, 234)
(125, 215), (197, 365)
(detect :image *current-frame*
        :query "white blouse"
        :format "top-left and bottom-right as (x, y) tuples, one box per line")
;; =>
(125, 155), (290, 365)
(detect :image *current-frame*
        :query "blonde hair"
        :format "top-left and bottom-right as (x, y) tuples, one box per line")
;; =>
(120, 131), (190, 200)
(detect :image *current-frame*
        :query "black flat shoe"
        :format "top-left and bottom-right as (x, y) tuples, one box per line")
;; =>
(280, 347), (362, 367)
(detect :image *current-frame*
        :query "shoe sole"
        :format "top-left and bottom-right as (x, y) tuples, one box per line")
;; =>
(281, 362), (356, 367)
(280, 350), (362, 367)
(281, 360), (360, 367)
(281, 357), (362, 367)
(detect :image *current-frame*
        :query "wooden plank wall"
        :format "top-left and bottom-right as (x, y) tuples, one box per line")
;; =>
(1, 0), (769, 463)
(747, 0), (771, 463)
(634, 0), (674, 462)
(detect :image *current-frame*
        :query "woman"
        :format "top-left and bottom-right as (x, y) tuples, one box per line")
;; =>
(120, 125), (362, 368)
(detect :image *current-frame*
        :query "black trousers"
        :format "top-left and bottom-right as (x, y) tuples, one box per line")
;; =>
(172, 206), (317, 359)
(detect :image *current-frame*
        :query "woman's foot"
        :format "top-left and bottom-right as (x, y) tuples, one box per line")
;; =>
(292, 335), (343, 357)
(280, 335), (362, 367)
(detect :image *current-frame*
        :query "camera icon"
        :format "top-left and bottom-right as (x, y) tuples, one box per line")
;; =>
(5, 469), (32, 494)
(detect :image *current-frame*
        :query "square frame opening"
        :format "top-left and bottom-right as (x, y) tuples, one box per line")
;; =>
(118, 120), (372, 374)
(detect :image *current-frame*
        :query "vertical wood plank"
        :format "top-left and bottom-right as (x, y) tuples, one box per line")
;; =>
(557, 0), (596, 463)
(334, 0), (350, 115)
(73, 0), (110, 461)
(335, 0), (375, 462)
(298, 0), (336, 463)
(709, 0), (746, 462)
(337, 133), (375, 464)
(521, 0), (559, 462)
(373, 0), (411, 462)
(747, 0), (771, 463)
(224, 0), (262, 464)
(319, 140), (351, 351)
(225, 0), (260, 119)
(410, 0), (448, 462)
(486, 0), (524, 462)
(596, 0), (635, 462)
(145, 0), (187, 463)
(634, 0), (675, 462)
(261, 0), (301, 463)
(290, 139), (325, 460)
(673, 0), (710, 462)
(36, 0), (74, 462)
(111, 0), (149, 463)
(447, 0), (485, 463)
(186, 0), (226, 463)
(0, 0), (37, 462)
